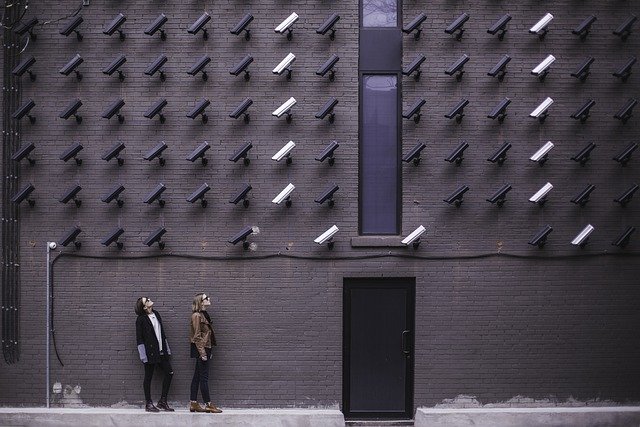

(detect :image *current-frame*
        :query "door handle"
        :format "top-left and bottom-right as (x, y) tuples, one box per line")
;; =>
(401, 330), (410, 355)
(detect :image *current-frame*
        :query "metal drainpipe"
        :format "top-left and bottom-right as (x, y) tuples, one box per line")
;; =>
(46, 242), (53, 408)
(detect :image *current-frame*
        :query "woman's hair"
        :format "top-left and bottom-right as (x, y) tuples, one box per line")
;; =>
(192, 293), (206, 313)
(134, 297), (145, 316)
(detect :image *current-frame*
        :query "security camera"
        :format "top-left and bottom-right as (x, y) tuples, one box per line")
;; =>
(11, 183), (35, 206)
(275, 12), (299, 40)
(487, 184), (512, 207)
(570, 99), (596, 123)
(443, 185), (469, 207)
(60, 226), (82, 249)
(229, 142), (253, 166)
(316, 140), (339, 165)
(59, 142), (84, 165)
(59, 54), (83, 80)
(402, 142), (426, 166)
(572, 15), (597, 40)
(102, 98), (126, 123)
(144, 142), (168, 166)
(57, 190), (80, 213)
(60, 15), (83, 41)
(317, 13), (340, 40)
(144, 183), (166, 207)
(145, 55), (168, 81)
(144, 99), (168, 123)
(272, 141), (296, 164)
(614, 184), (639, 207)
(316, 98), (338, 123)
(186, 183), (210, 208)
(186, 141), (210, 165)
(12, 99), (36, 123)
(102, 184), (125, 207)
(11, 142), (36, 165)
(144, 227), (166, 249)
(272, 97), (296, 122)
(229, 184), (252, 207)
(188, 12), (211, 39)
(231, 13), (254, 40)
(403, 13), (427, 40)
(612, 226), (636, 248)
(571, 184), (596, 207)
(272, 183), (295, 206)
(403, 54), (426, 80)
(445, 141), (469, 166)
(571, 57), (594, 82)
(101, 227), (124, 250)
(101, 142), (126, 166)
(230, 55), (253, 80)
(403, 98), (426, 123)
(487, 142), (512, 166)
(613, 142), (638, 166)
(529, 97), (553, 123)
(528, 225), (553, 248)
(487, 98), (511, 122)
(614, 98), (637, 124)
(48, 242), (57, 250)
(273, 53), (296, 80)
(488, 54), (511, 81)
(613, 56), (636, 82)
(531, 54), (555, 81)
(401, 225), (426, 248)
(187, 99), (210, 123)
(530, 141), (554, 166)
(59, 99), (83, 123)
(529, 182), (553, 205)
(445, 98), (469, 123)
(12, 56), (36, 81)
(314, 225), (339, 249)
(445, 54), (469, 81)
(228, 225), (255, 249)
(315, 184), (339, 207)
(571, 142), (596, 166)
(230, 98), (253, 123)
(102, 54), (127, 81)
(613, 15), (637, 40)
(145, 14), (168, 40)
(445, 13), (469, 41)
(529, 13), (553, 39)
(103, 13), (126, 40)
(316, 54), (339, 81)
(487, 14), (511, 40)
(15, 17), (39, 40)
(188, 55), (211, 81)
(571, 224), (594, 248)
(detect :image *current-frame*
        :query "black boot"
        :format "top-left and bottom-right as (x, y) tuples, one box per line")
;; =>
(145, 401), (160, 412)
(157, 398), (175, 412)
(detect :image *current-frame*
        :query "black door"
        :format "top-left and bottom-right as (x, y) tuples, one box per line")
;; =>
(343, 278), (415, 420)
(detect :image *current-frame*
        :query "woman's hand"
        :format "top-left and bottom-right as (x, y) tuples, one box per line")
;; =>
(201, 355), (207, 361)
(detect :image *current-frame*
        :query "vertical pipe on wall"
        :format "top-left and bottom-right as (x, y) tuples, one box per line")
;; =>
(46, 243), (51, 408)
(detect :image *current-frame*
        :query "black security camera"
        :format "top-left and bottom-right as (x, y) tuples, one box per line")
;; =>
(144, 183), (167, 207)
(613, 142), (638, 166)
(12, 183), (35, 206)
(487, 14), (511, 40)
(402, 98), (426, 123)
(571, 57), (594, 82)
(571, 142), (596, 166)
(186, 142), (210, 165)
(228, 225), (254, 249)
(12, 99), (36, 123)
(60, 226), (82, 249)
(528, 225), (553, 248)
(59, 142), (83, 165)
(488, 54), (511, 81)
(188, 55), (211, 81)
(570, 99), (596, 123)
(59, 185), (82, 207)
(488, 98), (511, 123)
(229, 98), (253, 123)
(102, 227), (125, 250)
(59, 99), (83, 123)
(60, 15), (83, 41)
(60, 54), (84, 80)
(487, 142), (512, 166)
(445, 141), (469, 165)
(403, 54), (426, 80)
(229, 184), (252, 208)
(444, 185), (469, 207)
(317, 13), (340, 40)
(11, 142), (36, 165)
(402, 142), (426, 166)
(144, 142), (168, 166)
(103, 54), (127, 81)
(403, 13), (427, 40)
(613, 15), (637, 40)
(614, 98), (637, 124)
(144, 227), (166, 249)
(187, 99), (210, 123)
(229, 142), (253, 166)
(12, 56), (37, 81)
(316, 140), (339, 165)
(445, 54), (469, 81)
(15, 17), (39, 40)
(445, 13), (469, 41)
(612, 226), (636, 248)
(102, 184), (125, 207)
(570, 184), (596, 207)
(231, 13), (254, 40)
(314, 184), (339, 207)
(445, 98), (469, 123)
(614, 184), (639, 207)
(613, 56), (636, 82)
(102, 142), (126, 166)
(144, 99), (168, 123)
(145, 55), (168, 81)
(316, 54), (339, 81)
(103, 13), (126, 40)
(486, 184), (512, 207)
(230, 55), (253, 81)
(187, 183), (210, 208)
(145, 14), (168, 40)
(316, 98), (338, 123)
(572, 15), (597, 40)
(102, 99), (126, 123)
(188, 12), (211, 39)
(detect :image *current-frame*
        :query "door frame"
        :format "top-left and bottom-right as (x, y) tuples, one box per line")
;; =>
(342, 277), (415, 420)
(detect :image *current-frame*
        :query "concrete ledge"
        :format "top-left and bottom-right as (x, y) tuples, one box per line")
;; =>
(416, 406), (640, 427)
(0, 408), (345, 427)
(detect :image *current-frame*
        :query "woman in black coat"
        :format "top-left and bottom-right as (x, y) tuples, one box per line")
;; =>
(135, 297), (174, 412)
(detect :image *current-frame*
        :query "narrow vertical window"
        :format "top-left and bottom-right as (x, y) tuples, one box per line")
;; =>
(362, 0), (397, 27)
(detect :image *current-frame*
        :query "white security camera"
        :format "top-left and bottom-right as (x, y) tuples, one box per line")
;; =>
(48, 241), (57, 250)
(531, 54), (555, 79)
(529, 141), (554, 164)
(273, 53), (296, 76)
(529, 97), (553, 122)
(314, 225), (339, 248)
(272, 141), (296, 163)
(272, 183), (295, 206)
(529, 13), (553, 36)
(571, 224), (594, 247)
(275, 12), (299, 38)
(529, 182), (553, 204)
(272, 97), (297, 118)
(401, 225), (426, 248)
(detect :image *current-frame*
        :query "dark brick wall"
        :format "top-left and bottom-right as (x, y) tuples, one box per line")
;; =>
(0, 0), (639, 411)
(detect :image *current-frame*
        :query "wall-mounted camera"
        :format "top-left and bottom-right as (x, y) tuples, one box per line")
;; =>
(103, 13), (126, 41)
(102, 98), (126, 123)
(101, 227), (125, 250)
(59, 142), (83, 165)
(187, 183), (210, 208)
(314, 225), (339, 249)
(102, 142), (126, 166)
(59, 99), (83, 124)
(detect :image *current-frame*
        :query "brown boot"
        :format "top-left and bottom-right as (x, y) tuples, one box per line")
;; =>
(189, 401), (206, 413)
(157, 398), (174, 412)
(145, 402), (160, 412)
(205, 402), (222, 413)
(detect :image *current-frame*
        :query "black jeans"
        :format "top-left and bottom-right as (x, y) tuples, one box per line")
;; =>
(143, 353), (173, 403)
(190, 350), (211, 402)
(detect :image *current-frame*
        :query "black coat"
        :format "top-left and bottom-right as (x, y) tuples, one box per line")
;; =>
(136, 310), (171, 364)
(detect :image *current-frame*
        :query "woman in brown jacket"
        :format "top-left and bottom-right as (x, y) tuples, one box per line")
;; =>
(189, 293), (222, 413)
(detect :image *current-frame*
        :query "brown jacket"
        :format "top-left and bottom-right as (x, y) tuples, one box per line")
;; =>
(190, 311), (216, 358)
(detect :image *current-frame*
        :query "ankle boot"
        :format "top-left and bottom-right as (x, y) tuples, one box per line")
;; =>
(157, 398), (174, 412)
(189, 401), (206, 413)
(205, 402), (222, 413)
(145, 402), (160, 412)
